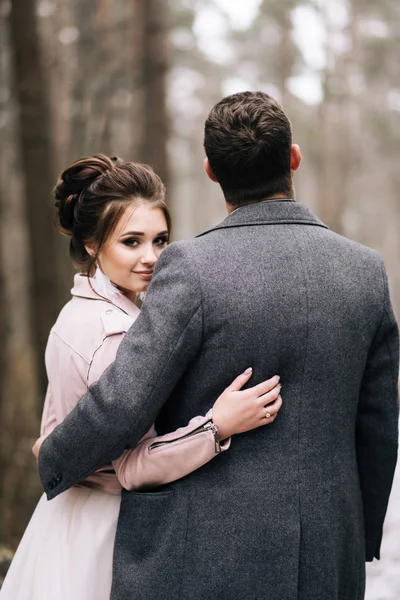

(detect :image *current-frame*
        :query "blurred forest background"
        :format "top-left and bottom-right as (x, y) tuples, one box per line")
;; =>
(0, 0), (399, 593)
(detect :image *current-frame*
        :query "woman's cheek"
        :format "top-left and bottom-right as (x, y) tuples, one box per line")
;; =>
(120, 246), (137, 264)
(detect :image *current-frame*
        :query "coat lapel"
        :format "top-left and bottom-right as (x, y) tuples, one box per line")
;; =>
(197, 199), (328, 238)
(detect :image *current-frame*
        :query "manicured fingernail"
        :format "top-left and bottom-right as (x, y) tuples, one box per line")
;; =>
(275, 375), (280, 382)
(243, 367), (252, 375)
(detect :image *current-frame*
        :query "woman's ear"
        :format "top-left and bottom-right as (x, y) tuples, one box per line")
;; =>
(204, 158), (218, 183)
(85, 244), (96, 257)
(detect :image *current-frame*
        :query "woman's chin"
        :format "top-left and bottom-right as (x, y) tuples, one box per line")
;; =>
(126, 283), (150, 296)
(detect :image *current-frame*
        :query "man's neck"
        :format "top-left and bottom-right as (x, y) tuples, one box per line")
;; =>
(225, 194), (294, 215)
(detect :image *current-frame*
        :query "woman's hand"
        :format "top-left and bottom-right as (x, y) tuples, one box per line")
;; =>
(32, 435), (47, 463)
(212, 368), (282, 440)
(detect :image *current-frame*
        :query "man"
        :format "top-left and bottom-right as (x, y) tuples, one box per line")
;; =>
(38, 92), (399, 599)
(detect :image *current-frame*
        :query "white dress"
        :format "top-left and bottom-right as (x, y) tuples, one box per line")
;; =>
(0, 274), (228, 599)
(0, 488), (120, 599)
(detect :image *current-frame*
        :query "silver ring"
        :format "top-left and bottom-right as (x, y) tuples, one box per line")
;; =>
(265, 411), (271, 419)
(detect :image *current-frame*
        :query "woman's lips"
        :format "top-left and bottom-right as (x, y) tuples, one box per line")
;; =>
(133, 271), (153, 280)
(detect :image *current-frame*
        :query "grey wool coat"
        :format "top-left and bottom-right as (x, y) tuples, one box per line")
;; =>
(39, 200), (399, 600)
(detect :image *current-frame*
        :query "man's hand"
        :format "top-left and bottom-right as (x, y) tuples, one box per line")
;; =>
(32, 435), (47, 463)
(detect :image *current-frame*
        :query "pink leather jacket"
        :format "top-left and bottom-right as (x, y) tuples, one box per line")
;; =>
(41, 274), (230, 494)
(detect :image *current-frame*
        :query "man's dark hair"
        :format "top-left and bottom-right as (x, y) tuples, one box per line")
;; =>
(204, 91), (293, 206)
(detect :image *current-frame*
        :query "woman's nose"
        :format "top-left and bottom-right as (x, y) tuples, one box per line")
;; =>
(140, 244), (157, 265)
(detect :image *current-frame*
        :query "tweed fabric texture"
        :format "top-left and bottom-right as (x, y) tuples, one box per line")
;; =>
(39, 200), (399, 600)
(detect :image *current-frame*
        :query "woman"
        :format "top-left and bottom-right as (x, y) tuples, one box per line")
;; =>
(0, 155), (282, 600)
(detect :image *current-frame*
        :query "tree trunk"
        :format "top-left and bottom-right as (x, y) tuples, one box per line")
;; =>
(141, 0), (170, 190)
(317, 4), (345, 234)
(69, 0), (96, 158)
(9, 0), (61, 396)
(276, 11), (294, 109)
(0, 3), (42, 553)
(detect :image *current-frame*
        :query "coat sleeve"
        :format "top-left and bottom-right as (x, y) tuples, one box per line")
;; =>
(356, 260), (399, 562)
(39, 242), (204, 499)
(113, 412), (230, 491)
(88, 335), (230, 491)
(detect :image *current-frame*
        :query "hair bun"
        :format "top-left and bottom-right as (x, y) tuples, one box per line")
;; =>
(54, 154), (122, 233)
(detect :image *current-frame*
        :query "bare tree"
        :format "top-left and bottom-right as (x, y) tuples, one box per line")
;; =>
(317, 2), (351, 235)
(141, 0), (170, 189)
(69, 0), (96, 158)
(0, 1), (41, 554)
(9, 0), (62, 395)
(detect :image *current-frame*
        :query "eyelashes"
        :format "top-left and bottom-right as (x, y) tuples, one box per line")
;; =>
(121, 238), (139, 247)
(121, 236), (169, 248)
(154, 236), (169, 246)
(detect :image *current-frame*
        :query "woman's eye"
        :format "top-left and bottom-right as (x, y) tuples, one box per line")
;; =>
(122, 238), (139, 247)
(154, 237), (169, 246)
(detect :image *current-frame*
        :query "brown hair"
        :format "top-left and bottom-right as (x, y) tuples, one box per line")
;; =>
(54, 154), (171, 274)
(204, 91), (293, 206)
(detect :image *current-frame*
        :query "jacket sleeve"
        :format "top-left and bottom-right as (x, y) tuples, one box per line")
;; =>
(38, 242), (204, 499)
(113, 412), (230, 491)
(356, 261), (399, 561)
(40, 385), (58, 437)
(88, 335), (230, 491)
(41, 331), (125, 494)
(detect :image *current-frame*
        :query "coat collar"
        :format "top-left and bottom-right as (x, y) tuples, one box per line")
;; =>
(71, 274), (140, 318)
(197, 199), (328, 238)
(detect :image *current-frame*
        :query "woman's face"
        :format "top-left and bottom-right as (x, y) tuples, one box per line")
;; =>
(97, 203), (169, 300)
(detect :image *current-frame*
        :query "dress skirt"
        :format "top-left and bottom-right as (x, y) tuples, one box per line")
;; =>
(0, 486), (121, 600)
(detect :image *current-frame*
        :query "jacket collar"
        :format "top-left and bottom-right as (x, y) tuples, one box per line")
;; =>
(71, 274), (140, 318)
(197, 199), (328, 238)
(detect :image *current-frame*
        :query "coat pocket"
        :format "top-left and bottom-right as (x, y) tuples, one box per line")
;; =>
(112, 488), (189, 599)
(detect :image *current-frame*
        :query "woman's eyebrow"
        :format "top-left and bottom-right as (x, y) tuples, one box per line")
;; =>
(121, 231), (144, 236)
(120, 230), (169, 237)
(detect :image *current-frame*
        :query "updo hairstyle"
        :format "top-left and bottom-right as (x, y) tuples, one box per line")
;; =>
(54, 154), (170, 274)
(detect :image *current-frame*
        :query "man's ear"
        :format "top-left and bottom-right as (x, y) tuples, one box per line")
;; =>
(290, 144), (302, 172)
(204, 157), (218, 183)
